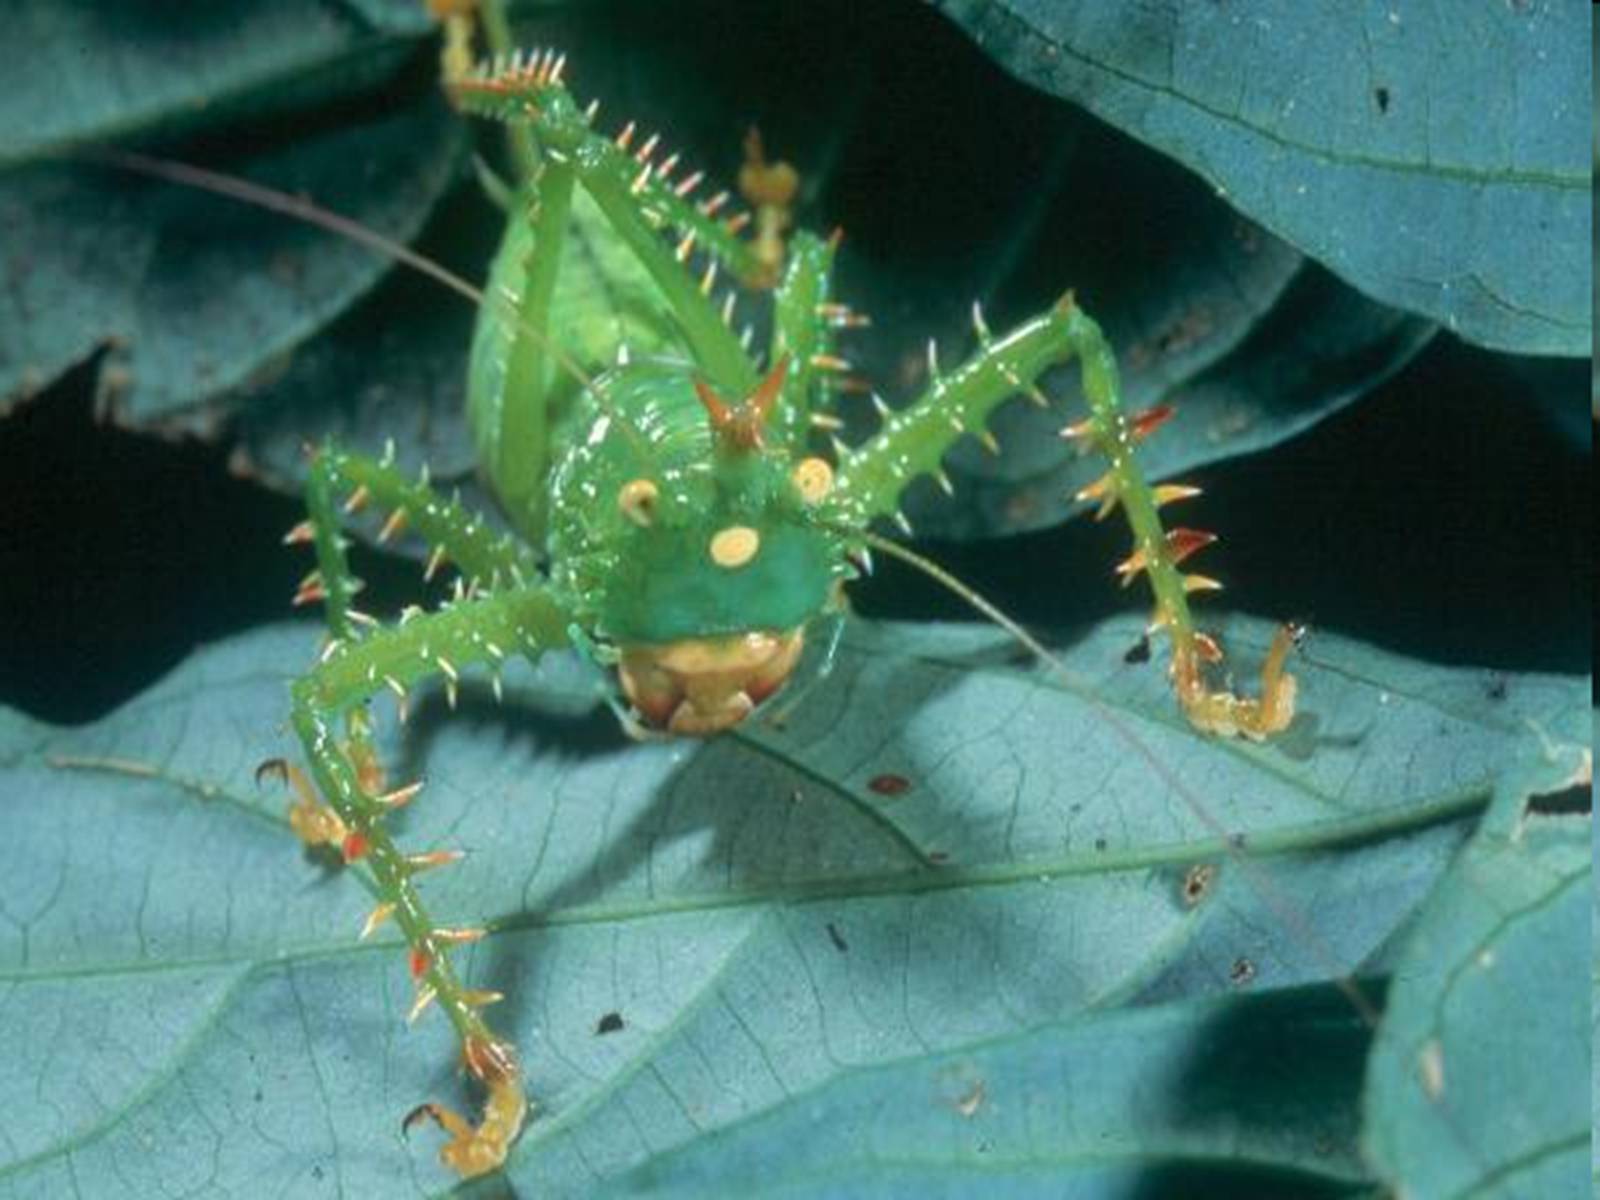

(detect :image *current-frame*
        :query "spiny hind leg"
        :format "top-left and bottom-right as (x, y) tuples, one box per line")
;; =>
(1051, 298), (1297, 739)
(281, 588), (568, 1177)
(831, 294), (1297, 738)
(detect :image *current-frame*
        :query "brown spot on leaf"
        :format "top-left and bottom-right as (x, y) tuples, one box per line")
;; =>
(1180, 863), (1217, 908)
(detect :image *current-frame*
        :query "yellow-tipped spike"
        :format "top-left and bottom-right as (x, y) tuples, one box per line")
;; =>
(810, 353), (852, 373)
(1183, 574), (1224, 594)
(1114, 547), (1149, 586)
(376, 780), (425, 809)
(436, 927), (489, 945)
(407, 849), (465, 874)
(1074, 472), (1113, 504)
(407, 983), (439, 1025)
(377, 508), (410, 544)
(1153, 483), (1203, 507)
(282, 520), (315, 546)
(461, 989), (505, 1009)
(1059, 417), (1096, 442)
(360, 902), (396, 941)
(342, 484), (371, 514)
(1074, 471), (1119, 520)
(424, 545), (447, 582)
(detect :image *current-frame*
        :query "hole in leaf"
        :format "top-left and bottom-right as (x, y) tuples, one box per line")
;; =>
(1527, 784), (1591, 817)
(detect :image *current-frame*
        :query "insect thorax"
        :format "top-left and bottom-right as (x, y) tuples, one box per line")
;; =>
(544, 359), (849, 648)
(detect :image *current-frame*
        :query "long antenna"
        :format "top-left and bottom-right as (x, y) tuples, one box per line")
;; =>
(87, 147), (645, 445)
(862, 530), (1382, 1028)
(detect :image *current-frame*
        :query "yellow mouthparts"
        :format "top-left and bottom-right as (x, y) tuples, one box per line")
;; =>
(618, 628), (805, 735)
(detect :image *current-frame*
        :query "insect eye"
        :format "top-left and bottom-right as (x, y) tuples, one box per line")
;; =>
(791, 456), (833, 504)
(618, 479), (659, 527)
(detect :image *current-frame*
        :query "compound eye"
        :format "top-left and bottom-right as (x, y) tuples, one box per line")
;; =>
(791, 456), (833, 504)
(618, 478), (660, 527)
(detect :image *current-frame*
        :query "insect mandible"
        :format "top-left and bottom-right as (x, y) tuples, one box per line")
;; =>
(223, 21), (1305, 1179)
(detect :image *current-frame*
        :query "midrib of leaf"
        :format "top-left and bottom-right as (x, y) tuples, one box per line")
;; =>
(0, 751), (1491, 988)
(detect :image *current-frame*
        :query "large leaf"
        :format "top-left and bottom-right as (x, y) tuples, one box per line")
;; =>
(1362, 716), (1591, 1199)
(932, 0), (1591, 358)
(0, 614), (1586, 1195)
(0, 4), (455, 425)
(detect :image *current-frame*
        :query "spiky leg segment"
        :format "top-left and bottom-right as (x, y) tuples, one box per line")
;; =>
(297, 443), (540, 636)
(285, 442), (543, 810)
(832, 292), (1296, 740)
(1058, 298), (1297, 739)
(284, 589), (567, 1177)
(449, 51), (767, 391)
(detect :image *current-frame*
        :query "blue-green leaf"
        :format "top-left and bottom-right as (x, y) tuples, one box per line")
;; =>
(0, 616), (1586, 1196)
(932, 0), (1590, 357)
(0, 3), (456, 425)
(1361, 714), (1591, 1199)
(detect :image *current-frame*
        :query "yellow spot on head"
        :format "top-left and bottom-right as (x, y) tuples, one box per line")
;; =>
(618, 478), (659, 527)
(792, 456), (833, 504)
(710, 525), (760, 568)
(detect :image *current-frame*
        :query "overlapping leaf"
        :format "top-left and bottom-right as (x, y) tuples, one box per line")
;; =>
(933, 0), (1590, 358)
(0, 615), (1585, 1196)
(1362, 719), (1591, 1199)
(0, 2), (453, 426)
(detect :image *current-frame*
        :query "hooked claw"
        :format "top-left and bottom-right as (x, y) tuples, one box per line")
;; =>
(402, 1038), (528, 1178)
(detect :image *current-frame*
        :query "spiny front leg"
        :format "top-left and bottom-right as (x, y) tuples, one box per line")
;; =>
(831, 294), (1297, 740)
(284, 441), (543, 832)
(291, 441), (542, 635)
(287, 587), (570, 1177)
